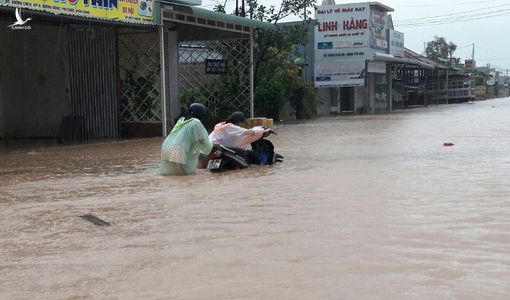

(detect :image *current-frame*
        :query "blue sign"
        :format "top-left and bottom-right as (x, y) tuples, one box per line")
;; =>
(315, 76), (331, 82)
(317, 42), (333, 50)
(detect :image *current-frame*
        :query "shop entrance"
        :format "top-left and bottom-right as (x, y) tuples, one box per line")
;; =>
(340, 87), (354, 113)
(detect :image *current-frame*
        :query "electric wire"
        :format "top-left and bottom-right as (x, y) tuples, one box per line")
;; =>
(397, 3), (509, 22)
(198, 0), (223, 8)
(397, 10), (510, 26)
(395, 4), (510, 27)
(397, 11), (510, 27)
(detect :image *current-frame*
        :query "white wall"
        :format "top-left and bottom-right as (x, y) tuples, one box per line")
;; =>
(317, 86), (370, 115)
(317, 87), (334, 115)
(354, 86), (369, 114)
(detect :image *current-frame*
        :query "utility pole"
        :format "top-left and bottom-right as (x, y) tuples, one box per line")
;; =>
(235, 0), (245, 17)
(446, 69), (449, 105)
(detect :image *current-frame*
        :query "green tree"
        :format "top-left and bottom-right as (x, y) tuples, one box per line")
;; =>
(469, 69), (491, 86)
(213, 4), (226, 13)
(425, 36), (458, 63)
(215, 0), (318, 119)
(251, 0), (317, 119)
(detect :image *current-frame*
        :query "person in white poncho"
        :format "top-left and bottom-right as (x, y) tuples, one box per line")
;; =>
(159, 103), (213, 175)
(208, 111), (272, 165)
(208, 111), (271, 149)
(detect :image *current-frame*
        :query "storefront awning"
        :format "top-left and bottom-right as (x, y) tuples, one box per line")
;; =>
(161, 3), (275, 34)
(372, 53), (435, 69)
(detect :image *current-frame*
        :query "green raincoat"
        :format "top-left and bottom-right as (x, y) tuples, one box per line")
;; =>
(159, 117), (213, 175)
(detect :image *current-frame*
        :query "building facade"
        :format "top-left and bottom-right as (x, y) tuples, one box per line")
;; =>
(1, 0), (272, 140)
(313, 1), (394, 114)
(0, 0), (161, 140)
(308, 1), (475, 116)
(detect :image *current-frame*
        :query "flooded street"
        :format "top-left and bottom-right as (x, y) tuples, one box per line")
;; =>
(1, 98), (510, 299)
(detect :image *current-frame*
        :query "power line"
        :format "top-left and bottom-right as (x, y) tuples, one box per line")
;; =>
(399, 10), (510, 25)
(396, 3), (510, 23)
(476, 57), (510, 61)
(457, 44), (474, 50)
(393, 3), (510, 27)
(388, 0), (507, 5)
(395, 9), (510, 27)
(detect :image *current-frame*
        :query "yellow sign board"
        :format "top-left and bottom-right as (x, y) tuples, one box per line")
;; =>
(2, 0), (154, 24)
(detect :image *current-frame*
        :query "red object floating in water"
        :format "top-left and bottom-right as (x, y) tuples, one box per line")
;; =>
(443, 142), (455, 147)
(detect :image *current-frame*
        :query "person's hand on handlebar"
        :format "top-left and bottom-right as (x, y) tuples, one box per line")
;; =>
(209, 147), (222, 158)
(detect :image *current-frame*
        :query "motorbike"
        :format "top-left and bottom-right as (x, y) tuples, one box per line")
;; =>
(206, 129), (283, 172)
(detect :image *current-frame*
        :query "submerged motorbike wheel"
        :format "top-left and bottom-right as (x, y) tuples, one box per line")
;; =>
(251, 139), (284, 164)
(206, 145), (249, 172)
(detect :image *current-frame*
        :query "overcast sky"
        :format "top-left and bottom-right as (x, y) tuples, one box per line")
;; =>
(198, 0), (510, 73)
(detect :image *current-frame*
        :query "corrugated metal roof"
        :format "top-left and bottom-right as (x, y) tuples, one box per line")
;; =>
(373, 52), (435, 69)
(161, 3), (275, 31)
(404, 48), (448, 69)
(160, 0), (202, 6)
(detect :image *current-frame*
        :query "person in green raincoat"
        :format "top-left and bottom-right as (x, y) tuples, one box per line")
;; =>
(159, 103), (213, 175)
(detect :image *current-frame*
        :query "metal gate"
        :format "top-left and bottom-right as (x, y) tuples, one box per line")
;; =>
(68, 25), (119, 139)
(178, 38), (251, 118)
(118, 29), (161, 122)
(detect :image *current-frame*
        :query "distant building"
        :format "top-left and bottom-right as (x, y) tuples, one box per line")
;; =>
(465, 59), (476, 70)
(291, 1), (475, 116)
(477, 66), (499, 85)
(313, 1), (395, 114)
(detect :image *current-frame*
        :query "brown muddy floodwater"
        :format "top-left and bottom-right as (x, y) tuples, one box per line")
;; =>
(1, 98), (510, 299)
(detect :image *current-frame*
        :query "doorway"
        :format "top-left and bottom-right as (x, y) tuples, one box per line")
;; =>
(340, 87), (354, 113)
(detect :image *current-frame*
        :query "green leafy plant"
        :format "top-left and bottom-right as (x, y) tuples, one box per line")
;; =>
(179, 88), (208, 115)
(212, 1), (318, 120)
(120, 59), (160, 122)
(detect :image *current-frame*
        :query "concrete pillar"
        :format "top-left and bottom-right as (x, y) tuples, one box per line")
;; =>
(329, 87), (340, 114)
(387, 63), (393, 112)
(250, 28), (254, 118)
(159, 23), (168, 137)
(368, 73), (375, 113)
(445, 69), (449, 104)
(167, 28), (180, 126)
(424, 70), (429, 106)
(336, 87), (341, 112)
